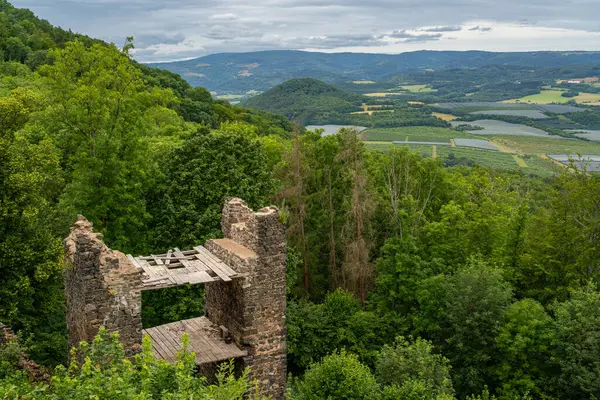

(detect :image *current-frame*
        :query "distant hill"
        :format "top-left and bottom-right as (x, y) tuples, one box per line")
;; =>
(241, 78), (365, 124)
(147, 50), (600, 94)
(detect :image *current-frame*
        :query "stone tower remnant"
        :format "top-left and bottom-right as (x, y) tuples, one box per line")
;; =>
(64, 198), (287, 399)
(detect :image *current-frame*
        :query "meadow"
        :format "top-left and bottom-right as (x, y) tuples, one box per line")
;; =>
(400, 84), (437, 93)
(505, 90), (600, 105)
(432, 112), (458, 121)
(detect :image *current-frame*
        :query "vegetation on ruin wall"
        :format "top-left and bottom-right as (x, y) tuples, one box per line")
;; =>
(0, 328), (266, 399)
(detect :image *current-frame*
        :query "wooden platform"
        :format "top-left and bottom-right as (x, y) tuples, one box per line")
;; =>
(142, 316), (247, 365)
(127, 246), (239, 290)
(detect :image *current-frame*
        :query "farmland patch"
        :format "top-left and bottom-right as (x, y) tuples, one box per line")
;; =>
(432, 112), (458, 121)
(470, 109), (548, 119)
(400, 85), (437, 93)
(568, 130), (600, 141)
(453, 139), (499, 151)
(365, 92), (404, 97)
(505, 90), (600, 105)
(490, 136), (600, 155)
(451, 120), (550, 137)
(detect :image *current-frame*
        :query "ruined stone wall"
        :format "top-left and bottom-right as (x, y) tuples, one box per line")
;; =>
(64, 216), (142, 354)
(205, 198), (287, 399)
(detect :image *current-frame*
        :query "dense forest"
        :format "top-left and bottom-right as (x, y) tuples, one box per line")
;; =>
(2, 1), (600, 399)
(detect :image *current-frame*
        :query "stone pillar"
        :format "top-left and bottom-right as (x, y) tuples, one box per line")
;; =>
(64, 216), (142, 354)
(205, 198), (287, 399)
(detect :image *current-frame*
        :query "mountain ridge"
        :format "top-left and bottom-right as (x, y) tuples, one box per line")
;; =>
(147, 49), (600, 94)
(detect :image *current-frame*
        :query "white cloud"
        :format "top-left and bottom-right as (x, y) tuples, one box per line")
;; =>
(10, 0), (600, 62)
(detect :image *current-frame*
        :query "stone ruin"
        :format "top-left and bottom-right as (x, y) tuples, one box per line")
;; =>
(64, 198), (287, 399)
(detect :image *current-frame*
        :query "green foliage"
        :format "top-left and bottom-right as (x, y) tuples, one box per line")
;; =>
(550, 284), (600, 399)
(292, 350), (379, 400)
(0, 328), (266, 399)
(494, 299), (556, 398)
(376, 336), (454, 399)
(519, 167), (600, 303)
(417, 259), (514, 397)
(151, 124), (276, 251)
(287, 289), (395, 372)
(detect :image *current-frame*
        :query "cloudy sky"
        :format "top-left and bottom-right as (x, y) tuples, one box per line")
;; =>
(12, 0), (600, 62)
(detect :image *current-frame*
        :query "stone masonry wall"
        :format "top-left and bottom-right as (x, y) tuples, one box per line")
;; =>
(204, 198), (287, 400)
(64, 216), (142, 354)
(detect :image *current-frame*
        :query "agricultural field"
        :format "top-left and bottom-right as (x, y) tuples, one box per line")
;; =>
(520, 155), (561, 177)
(547, 154), (600, 172)
(470, 109), (548, 119)
(505, 90), (600, 105)
(569, 130), (600, 141)
(490, 136), (600, 155)
(432, 112), (458, 121)
(436, 102), (582, 114)
(400, 85), (437, 93)
(437, 147), (521, 170)
(365, 92), (404, 97)
(451, 120), (550, 137)
(453, 139), (499, 151)
(360, 126), (475, 142)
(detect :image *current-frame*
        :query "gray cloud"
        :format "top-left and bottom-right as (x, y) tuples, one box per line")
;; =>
(469, 25), (493, 32)
(388, 30), (443, 42)
(10, 0), (600, 61)
(420, 26), (463, 32)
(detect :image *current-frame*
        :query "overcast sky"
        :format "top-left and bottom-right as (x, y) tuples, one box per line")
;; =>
(12, 0), (600, 62)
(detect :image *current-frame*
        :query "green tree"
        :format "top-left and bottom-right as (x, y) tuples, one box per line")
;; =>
(494, 299), (556, 398)
(550, 284), (600, 399)
(38, 41), (177, 253)
(292, 350), (379, 400)
(376, 336), (454, 399)
(519, 168), (600, 303)
(0, 88), (65, 365)
(417, 259), (514, 397)
(151, 124), (275, 251)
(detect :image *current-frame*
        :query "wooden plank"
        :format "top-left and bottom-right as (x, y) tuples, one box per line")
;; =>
(155, 324), (184, 359)
(147, 326), (177, 361)
(152, 254), (164, 265)
(165, 250), (173, 266)
(143, 329), (171, 361)
(180, 259), (199, 273)
(138, 259), (157, 278)
(195, 246), (238, 276)
(186, 271), (215, 284)
(194, 250), (232, 282)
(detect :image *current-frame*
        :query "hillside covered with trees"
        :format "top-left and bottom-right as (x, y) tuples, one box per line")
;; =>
(3, 1), (600, 399)
(242, 78), (365, 124)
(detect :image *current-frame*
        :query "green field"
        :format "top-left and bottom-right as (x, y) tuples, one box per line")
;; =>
(521, 155), (561, 177)
(400, 84), (437, 93)
(505, 89), (600, 105)
(361, 126), (475, 142)
(437, 147), (521, 170)
(490, 136), (600, 155)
